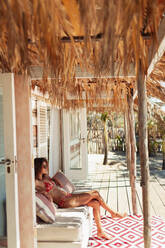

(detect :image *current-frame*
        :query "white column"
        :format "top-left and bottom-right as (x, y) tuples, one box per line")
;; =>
(49, 108), (61, 176)
(14, 75), (36, 248)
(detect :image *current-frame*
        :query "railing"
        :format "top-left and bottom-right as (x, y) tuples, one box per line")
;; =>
(87, 130), (163, 155)
(87, 129), (125, 154)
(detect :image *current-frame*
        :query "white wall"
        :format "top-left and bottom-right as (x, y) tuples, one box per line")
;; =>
(49, 108), (61, 177)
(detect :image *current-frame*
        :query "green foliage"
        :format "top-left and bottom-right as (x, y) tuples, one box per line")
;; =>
(147, 119), (156, 137)
(148, 139), (159, 156)
(147, 115), (165, 156)
(147, 119), (157, 156)
(116, 135), (123, 145)
(101, 112), (109, 122)
(157, 118), (165, 137)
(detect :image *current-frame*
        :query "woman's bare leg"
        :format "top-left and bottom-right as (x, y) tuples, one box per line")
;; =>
(87, 200), (112, 239)
(60, 191), (122, 218)
(57, 191), (126, 218)
(57, 192), (96, 208)
(85, 190), (127, 218)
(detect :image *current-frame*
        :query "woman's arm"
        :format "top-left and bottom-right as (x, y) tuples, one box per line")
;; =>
(35, 179), (46, 193)
(41, 191), (53, 202)
(35, 179), (53, 202)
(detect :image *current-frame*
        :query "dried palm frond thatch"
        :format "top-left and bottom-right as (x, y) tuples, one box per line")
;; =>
(146, 52), (165, 102)
(32, 77), (136, 112)
(0, 0), (165, 108)
(78, 0), (164, 76)
(148, 52), (165, 83)
(0, 0), (80, 79)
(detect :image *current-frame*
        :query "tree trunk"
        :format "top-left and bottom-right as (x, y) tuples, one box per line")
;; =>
(162, 137), (165, 170)
(103, 120), (108, 165)
(127, 92), (137, 215)
(162, 153), (165, 170)
(137, 62), (151, 248)
(125, 112), (131, 171)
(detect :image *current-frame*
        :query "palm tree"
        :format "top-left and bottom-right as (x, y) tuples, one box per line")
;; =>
(147, 119), (157, 156)
(156, 115), (165, 170)
(101, 112), (109, 165)
(162, 135), (165, 170)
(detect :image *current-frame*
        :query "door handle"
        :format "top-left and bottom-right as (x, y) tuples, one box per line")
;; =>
(0, 159), (11, 165)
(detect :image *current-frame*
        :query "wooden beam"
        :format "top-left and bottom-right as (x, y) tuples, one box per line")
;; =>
(148, 35), (165, 75)
(60, 25), (162, 43)
(61, 33), (103, 42)
(137, 61), (151, 248)
(148, 16), (165, 75)
(29, 64), (135, 80)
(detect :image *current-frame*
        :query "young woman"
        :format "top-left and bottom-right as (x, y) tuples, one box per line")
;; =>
(35, 157), (127, 239)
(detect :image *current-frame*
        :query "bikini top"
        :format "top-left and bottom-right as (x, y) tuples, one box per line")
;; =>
(44, 180), (55, 192)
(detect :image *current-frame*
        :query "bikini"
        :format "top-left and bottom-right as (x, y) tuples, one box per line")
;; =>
(58, 193), (72, 208)
(44, 180), (55, 192)
(43, 180), (72, 207)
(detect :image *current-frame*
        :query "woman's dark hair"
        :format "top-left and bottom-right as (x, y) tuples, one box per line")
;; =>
(34, 157), (48, 179)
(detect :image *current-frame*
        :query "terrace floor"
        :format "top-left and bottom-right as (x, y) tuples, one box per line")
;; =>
(1, 152), (165, 247)
(74, 152), (165, 218)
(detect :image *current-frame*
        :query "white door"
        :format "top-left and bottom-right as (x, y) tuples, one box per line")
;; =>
(63, 108), (88, 180)
(0, 73), (20, 248)
(0, 79), (6, 239)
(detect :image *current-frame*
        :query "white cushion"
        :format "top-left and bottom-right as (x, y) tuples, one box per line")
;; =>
(56, 206), (89, 218)
(37, 216), (82, 242)
(37, 206), (93, 248)
(38, 241), (82, 248)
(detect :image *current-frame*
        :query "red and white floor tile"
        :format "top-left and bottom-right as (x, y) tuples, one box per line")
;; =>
(88, 215), (165, 248)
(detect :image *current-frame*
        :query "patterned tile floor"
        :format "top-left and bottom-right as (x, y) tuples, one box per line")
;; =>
(88, 215), (165, 248)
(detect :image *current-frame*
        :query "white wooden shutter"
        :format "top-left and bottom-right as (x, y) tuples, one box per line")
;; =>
(37, 101), (48, 158)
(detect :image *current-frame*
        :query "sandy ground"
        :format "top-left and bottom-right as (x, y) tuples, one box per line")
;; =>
(88, 151), (164, 171)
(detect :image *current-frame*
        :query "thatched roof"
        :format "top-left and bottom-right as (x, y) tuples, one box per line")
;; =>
(0, 0), (165, 109)
(146, 50), (165, 102)
(32, 76), (135, 111)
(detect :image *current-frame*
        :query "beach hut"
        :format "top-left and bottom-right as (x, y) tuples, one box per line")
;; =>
(0, 1), (165, 247)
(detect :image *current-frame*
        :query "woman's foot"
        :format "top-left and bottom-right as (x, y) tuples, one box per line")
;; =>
(111, 212), (127, 219)
(97, 231), (113, 240)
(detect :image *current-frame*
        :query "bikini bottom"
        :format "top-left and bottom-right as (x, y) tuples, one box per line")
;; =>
(58, 193), (72, 208)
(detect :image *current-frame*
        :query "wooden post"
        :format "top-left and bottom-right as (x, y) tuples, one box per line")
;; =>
(103, 119), (108, 165)
(125, 112), (131, 171)
(137, 62), (151, 248)
(127, 90), (137, 215)
(162, 136), (165, 170)
(15, 75), (36, 248)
